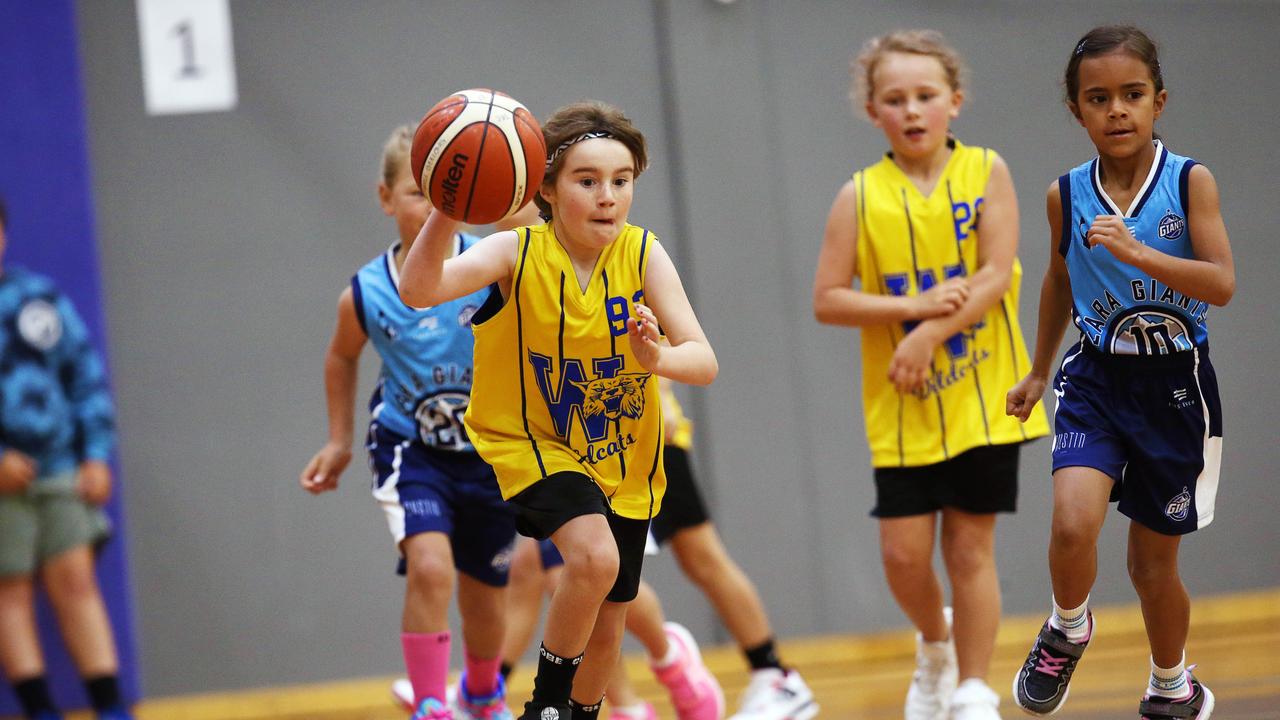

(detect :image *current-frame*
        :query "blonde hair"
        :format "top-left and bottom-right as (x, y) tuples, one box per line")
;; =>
(534, 101), (648, 220)
(380, 124), (413, 187)
(852, 30), (966, 108)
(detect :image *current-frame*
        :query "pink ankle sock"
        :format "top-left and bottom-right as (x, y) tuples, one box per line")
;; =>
(403, 631), (451, 705)
(464, 653), (503, 697)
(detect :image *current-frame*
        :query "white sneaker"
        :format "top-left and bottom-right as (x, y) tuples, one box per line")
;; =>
(392, 679), (459, 712)
(393, 678), (415, 711)
(948, 679), (1001, 720)
(905, 607), (958, 720)
(727, 667), (818, 720)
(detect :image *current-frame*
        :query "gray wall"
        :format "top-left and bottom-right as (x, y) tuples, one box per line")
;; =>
(75, 0), (1280, 697)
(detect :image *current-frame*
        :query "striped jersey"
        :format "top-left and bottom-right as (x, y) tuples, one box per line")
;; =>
(351, 235), (491, 451)
(464, 223), (665, 520)
(660, 381), (693, 451)
(1058, 141), (1209, 354)
(854, 140), (1048, 467)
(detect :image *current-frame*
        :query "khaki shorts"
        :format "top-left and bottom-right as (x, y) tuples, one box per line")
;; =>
(0, 471), (112, 577)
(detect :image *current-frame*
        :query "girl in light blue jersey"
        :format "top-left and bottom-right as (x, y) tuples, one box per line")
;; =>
(1006, 26), (1234, 720)
(299, 127), (517, 720)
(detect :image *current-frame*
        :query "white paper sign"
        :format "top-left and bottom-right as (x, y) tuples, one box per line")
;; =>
(137, 0), (238, 115)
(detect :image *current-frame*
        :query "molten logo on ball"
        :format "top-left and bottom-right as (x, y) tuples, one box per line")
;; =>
(439, 153), (470, 218)
(411, 88), (546, 224)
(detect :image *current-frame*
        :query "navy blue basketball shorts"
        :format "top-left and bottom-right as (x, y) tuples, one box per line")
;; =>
(367, 425), (517, 585)
(1051, 341), (1222, 535)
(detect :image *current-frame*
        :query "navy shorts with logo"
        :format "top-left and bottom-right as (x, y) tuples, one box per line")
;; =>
(368, 425), (517, 585)
(1051, 341), (1222, 535)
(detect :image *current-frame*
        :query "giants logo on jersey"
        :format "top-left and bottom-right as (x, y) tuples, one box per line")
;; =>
(528, 351), (649, 445)
(1158, 210), (1186, 241)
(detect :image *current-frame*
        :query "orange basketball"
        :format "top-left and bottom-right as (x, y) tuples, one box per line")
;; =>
(411, 89), (546, 225)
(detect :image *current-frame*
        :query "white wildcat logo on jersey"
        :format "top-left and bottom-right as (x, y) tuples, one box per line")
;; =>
(17, 300), (61, 351)
(1164, 486), (1191, 521)
(540, 708), (560, 720)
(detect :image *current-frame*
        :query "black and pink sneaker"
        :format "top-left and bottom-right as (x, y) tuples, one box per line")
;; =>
(1012, 613), (1092, 715)
(1139, 672), (1215, 719)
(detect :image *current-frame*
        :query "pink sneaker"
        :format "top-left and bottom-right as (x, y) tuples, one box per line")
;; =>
(651, 622), (726, 720)
(608, 700), (658, 720)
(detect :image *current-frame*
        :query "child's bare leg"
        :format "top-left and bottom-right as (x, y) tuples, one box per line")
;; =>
(41, 545), (117, 676)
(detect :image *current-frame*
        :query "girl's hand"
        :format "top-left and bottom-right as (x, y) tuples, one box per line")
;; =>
(1087, 215), (1145, 265)
(0, 450), (36, 495)
(626, 303), (662, 373)
(76, 460), (112, 505)
(912, 276), (970, 319)
(299, 442), (352, 495)
(887, 330), (937, 394)
(1006, 373), (1047, 422)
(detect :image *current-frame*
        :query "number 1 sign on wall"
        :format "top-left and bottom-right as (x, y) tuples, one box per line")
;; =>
(137, 0), (237, 115)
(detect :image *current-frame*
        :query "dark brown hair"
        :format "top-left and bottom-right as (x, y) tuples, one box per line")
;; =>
(534, 101), (648, 220)
(1065, 25), (1164, 105)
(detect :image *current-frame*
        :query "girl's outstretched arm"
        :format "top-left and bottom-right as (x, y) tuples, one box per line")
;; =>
(399, 210), (517, 308)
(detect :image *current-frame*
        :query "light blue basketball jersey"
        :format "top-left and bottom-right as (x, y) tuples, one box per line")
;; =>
(1058, 141), (1209, 354)
(351, 235), (493, 451)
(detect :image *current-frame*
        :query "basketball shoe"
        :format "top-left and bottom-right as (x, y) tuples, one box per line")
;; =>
(948, 678), (1001, 720)
(651, 622), (725, 720)
(412, 696), (454, 720)
(454, 672), (515, 720)
(906, 607), (957, 720)
(1138, 671), (1214, 720)
(394, 679), (460, 712)
(608, 701), (659, 720)
(728, 667), (818, 720)
(1012, 612), (1092, 715)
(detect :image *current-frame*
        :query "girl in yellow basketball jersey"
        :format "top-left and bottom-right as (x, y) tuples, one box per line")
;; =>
(400, 101), (717, 720)
(813, 30), (1049, 720)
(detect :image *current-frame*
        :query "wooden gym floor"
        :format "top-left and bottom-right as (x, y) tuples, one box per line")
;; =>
(53, 588), (1280, 720)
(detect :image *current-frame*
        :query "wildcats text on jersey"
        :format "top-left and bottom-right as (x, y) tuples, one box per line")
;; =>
(529, 351), (651, 466)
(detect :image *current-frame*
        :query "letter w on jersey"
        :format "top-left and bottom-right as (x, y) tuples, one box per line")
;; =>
(884, 264), (978, 358)
(530, 352), (649, 443)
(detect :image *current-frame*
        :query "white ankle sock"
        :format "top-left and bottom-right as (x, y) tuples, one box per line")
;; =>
(652, 641), (680, 669)
(1148, 653), (1189, 699)
(1050, 595), (1090, 643)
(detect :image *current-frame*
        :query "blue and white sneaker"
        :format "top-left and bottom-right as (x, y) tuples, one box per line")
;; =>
(412, 696), (454, 720)
(455, 672), (515, 720)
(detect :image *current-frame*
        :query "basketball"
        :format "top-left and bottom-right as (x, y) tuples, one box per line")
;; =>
(411, 89), (546, 225)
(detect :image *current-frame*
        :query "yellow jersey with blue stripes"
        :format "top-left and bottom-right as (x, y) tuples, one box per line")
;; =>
(854, 141), (1048, 467)
(464, 222), (665, 520)
(660, 381), (693, 451)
